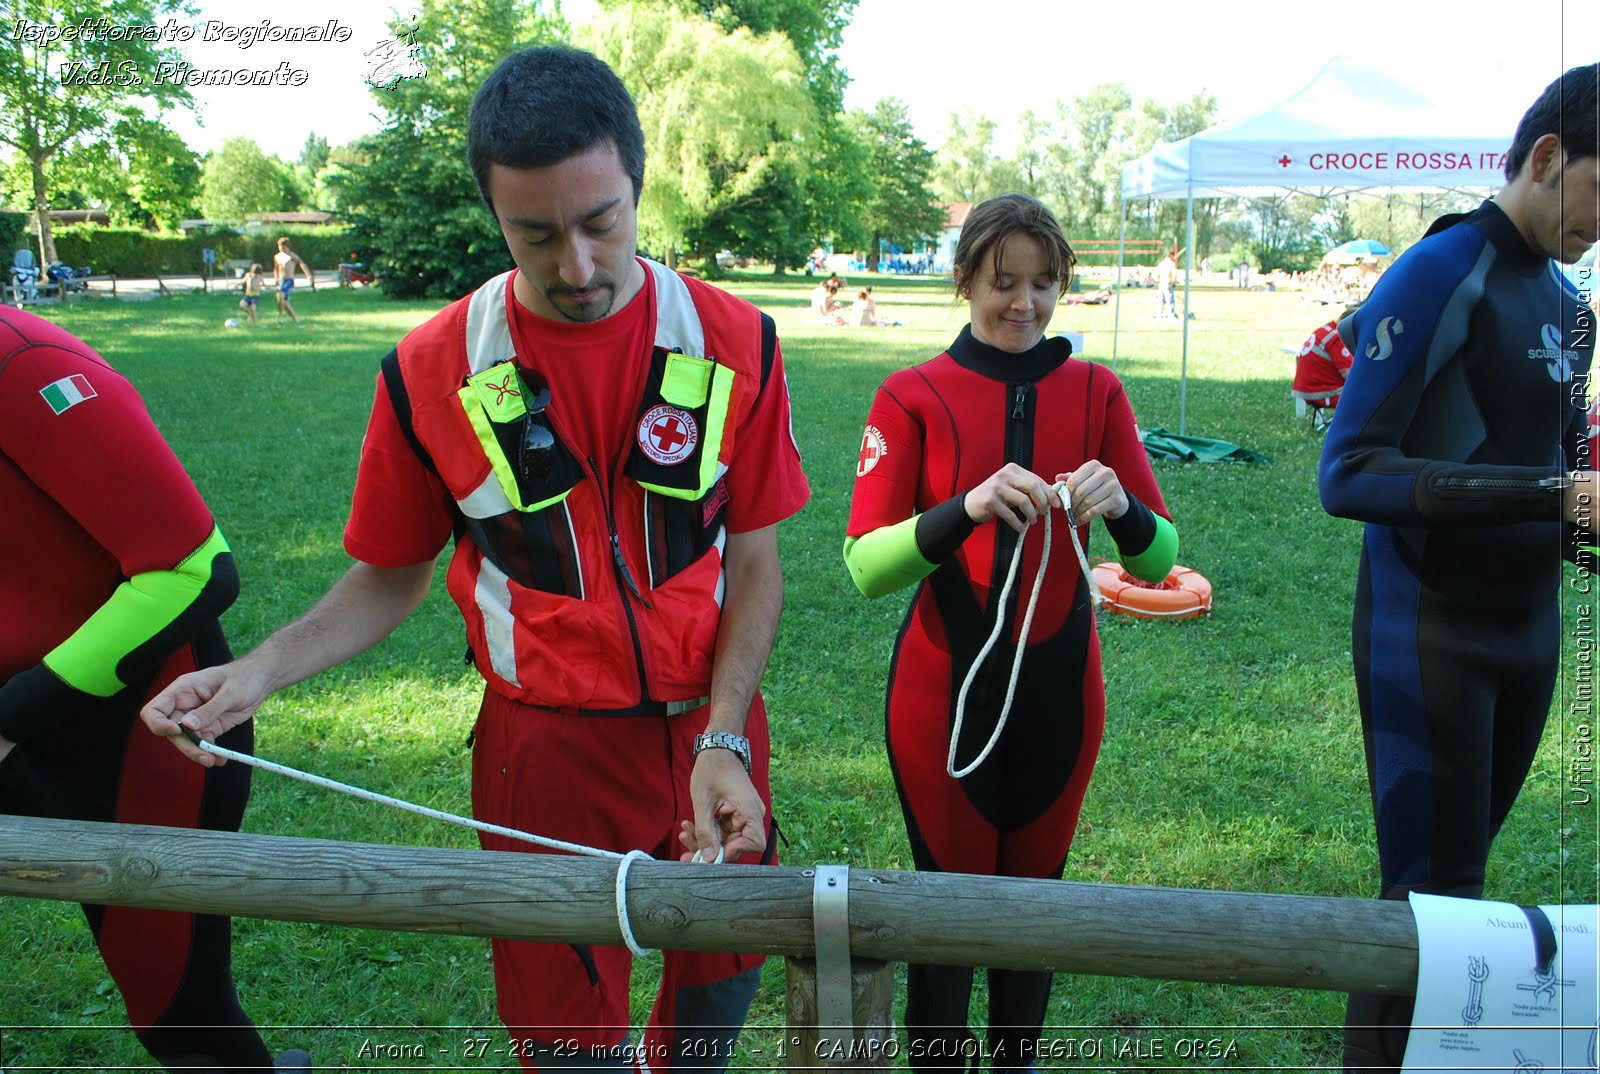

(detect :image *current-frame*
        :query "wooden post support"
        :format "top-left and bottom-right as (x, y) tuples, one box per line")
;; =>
(0, 815), (1420, 994)
(785, 957), (894, 1070)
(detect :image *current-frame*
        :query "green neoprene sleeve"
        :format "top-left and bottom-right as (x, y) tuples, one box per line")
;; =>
(42, 525), (231, 697)
(843, 515), (936, 599)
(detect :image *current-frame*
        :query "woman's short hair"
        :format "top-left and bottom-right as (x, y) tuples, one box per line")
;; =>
(952, 194), (1077, 298)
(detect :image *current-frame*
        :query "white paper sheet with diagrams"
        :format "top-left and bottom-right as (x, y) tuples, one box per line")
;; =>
(1404, 893), (1599, 1072)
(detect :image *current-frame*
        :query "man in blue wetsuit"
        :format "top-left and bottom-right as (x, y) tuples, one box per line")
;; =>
(1319, 62), (1598, 1072)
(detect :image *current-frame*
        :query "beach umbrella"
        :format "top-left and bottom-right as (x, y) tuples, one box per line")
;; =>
(1322, 238), (1392, 264)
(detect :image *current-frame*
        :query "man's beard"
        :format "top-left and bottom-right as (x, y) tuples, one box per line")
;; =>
(545, 276), (617, 323)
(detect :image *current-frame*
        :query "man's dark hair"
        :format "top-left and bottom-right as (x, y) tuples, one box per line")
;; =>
(467, 45), (646, 210)
(1505, 62), (1599, 180)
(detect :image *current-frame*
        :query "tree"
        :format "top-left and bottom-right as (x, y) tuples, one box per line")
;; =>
(696, 115), (872, 272)
(1011, 110), (1051, 195)
(1343, 190), (1478, 258)
(636, 0), (860, 272)
(850, 99), (945, 272)
(635, 0), (856, 102)
(1054, 84), (1134, 236)
(1237, 194), (1326, 270)
(299, 133), (331, 178)
(933, 110), (1022, 205)
(0, 0), (198, 261)
(1131, 92), (1223, 256)
(582, 5), (813, 267)
(200, 138), (299, 221)
(336, 0), (564, 298)
(119, 119), (203, 228)
(3, 119), (201, 230)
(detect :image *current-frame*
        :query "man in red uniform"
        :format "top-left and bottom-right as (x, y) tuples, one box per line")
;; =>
(142, 46), (809, 1071)
(1293, 307), (1357, 418)
(0, 306), (307, 1072)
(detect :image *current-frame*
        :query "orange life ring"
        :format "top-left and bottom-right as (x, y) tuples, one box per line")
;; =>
(1091, 562), (1213, 620)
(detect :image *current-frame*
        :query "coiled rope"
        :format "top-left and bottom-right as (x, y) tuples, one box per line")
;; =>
(947, 481), (1102, 779)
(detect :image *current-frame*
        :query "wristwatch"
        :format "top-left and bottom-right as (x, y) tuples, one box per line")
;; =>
(693, 730), (751, 773)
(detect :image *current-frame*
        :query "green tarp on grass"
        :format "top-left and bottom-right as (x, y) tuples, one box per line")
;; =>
(1140, 427), (1268, 464)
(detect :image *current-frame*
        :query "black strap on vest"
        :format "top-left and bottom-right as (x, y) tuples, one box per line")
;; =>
(758, 312), (777, 392)
(380, 349), (439, 479)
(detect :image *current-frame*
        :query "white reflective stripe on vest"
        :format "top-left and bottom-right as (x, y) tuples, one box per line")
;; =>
(474, 555), (520, 687)
(458, 470), (515, 519)
(710, 524), (728, 608)
(645, 259), (707, 357)
(465, 271), (517, 375)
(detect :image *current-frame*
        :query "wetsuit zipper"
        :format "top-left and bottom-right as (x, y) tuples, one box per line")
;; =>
(1435, 476), (1560, 492)
(587, 455), (653, 704)
(988, 381), (1034, 619)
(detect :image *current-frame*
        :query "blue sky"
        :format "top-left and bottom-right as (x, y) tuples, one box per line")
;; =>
(150, 0), (1597, 161)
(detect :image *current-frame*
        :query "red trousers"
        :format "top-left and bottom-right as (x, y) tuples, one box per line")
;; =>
(470, 688), (774, 1068)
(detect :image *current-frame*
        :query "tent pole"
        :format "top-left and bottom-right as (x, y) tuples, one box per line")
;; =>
(1111, 195), (1128, 372)
(1179, 183), (1194, 435)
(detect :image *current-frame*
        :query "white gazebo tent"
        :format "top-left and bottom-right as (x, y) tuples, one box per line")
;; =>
(1112, 57), (1546, 433)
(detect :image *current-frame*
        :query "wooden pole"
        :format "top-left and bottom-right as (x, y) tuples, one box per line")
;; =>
(0, 815), (1418, 994)
(786, 958), (895, 1068)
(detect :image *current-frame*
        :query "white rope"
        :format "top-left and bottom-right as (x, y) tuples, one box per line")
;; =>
(614, 850), (655, 956)
(185, 733), (722, 958)
(946, 482), (1101, 780)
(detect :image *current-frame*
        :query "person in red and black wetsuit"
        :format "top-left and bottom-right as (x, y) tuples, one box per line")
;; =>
(844, 195), (1179, 1072)
(0, 306), (308, 1072)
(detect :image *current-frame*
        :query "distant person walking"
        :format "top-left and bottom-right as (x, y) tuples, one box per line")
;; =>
(272, 238), (314, 326)
(1155, 246), (1180, 319)
(238, 263), (264, 325)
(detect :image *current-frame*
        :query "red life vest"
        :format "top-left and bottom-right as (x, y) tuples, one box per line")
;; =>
(385, 260), (777, 713)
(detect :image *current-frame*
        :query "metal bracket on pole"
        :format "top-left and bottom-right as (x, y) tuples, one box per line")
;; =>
(812, 864), (854, 1054)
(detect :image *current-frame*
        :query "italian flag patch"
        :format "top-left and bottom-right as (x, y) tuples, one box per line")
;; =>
(40, 374), (97, 414)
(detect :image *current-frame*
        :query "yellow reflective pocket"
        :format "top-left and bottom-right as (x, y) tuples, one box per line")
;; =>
(660, 353), (713, 409)
(466, 362), (530, 423)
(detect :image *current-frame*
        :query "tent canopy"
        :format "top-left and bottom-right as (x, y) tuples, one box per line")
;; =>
(1110, 56), (1550, 434)
(1120, 58), (1547, 200)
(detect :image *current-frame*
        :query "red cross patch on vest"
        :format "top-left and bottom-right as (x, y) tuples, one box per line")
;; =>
(638, 404), (700, 466)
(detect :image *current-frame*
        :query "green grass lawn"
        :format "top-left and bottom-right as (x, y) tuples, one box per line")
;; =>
(3, 275), (1595, 1070)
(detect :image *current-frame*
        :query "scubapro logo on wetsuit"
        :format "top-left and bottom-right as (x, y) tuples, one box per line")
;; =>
(1529, 323), (1580, 382)
(1366, 316), (1404, 361)
(638, 404), (699, 466)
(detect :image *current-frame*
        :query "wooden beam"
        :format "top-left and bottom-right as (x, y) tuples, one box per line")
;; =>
(0, 815), (1418, 994)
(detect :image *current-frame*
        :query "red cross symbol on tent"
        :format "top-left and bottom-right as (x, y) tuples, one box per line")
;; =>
(1277, 155), (1293, 168)
(651, 414), (689, 454)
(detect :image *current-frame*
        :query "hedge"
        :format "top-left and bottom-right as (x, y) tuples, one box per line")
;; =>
(46, 225), (357, 276)
(0, 212), (29, 257)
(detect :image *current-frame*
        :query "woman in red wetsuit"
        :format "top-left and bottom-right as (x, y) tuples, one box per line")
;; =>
(844, 195), (1178, 1071)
